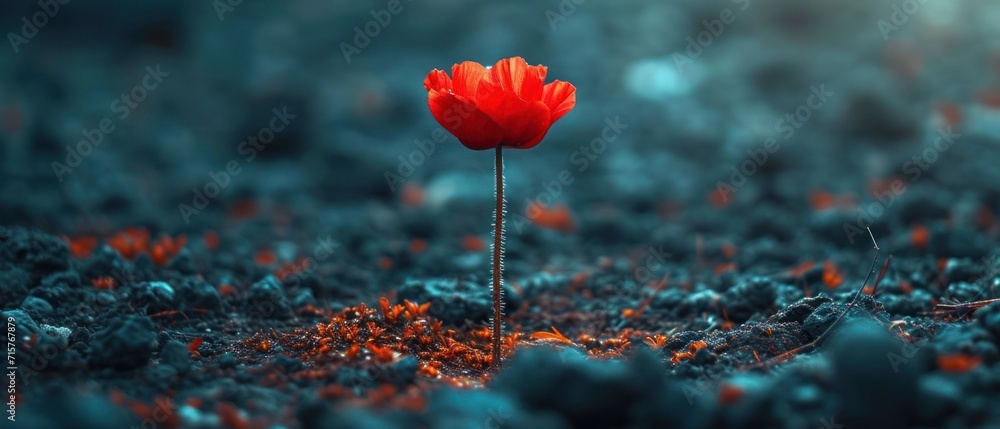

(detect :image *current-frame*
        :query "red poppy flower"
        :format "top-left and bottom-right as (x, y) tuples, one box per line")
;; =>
(423, 57), (576, 150)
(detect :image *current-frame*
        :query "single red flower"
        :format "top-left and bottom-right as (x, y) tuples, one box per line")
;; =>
(424, 57), (576, 150)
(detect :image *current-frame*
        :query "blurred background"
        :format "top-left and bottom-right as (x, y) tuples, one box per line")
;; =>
(2, 0), (999, 258)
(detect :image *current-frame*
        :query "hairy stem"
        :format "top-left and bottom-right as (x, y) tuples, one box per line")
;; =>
(491, 146), (505, 368)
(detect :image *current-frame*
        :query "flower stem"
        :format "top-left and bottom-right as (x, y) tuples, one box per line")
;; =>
(491, 146), (505, 368)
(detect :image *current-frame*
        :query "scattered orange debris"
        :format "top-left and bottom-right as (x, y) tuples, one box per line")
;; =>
(709, 187), (730, 208)
(787, 261), (815, 278)
(275, 259), (310, 281)
(899, 281), (914, 294)
(975, 205), (995, 232)
(216, 402), (250, 429)
(977, 88), (1000, 109)
(822, 261), (843, 288)
(714, 262), (737, 276)
(403, 300), (431, 318)
(884, 40), (923, 80)
(401, 182), (426, 207)
(229, 199), (259, 220)
(62, 235), (98, 259)
(461, 235), (485, 252)
(107, 227), (150, 260)
(810, 190), (836, 211)
(151, 234), (187, 267)
(92, 276), (117, 290)
(203, 230), (220, 250)
(718, 383), (744, 405)
(938, 353), (981, 373)
(644, 334), (668, 349)
(530, 326), (573, 344)
(670, 341), (710, 364)
(218, 284), (238, 297)
(526, 201), (576, 232)
(409, 238), (427, 254)
(721, 243), (737, 259)
(379, 257), (394, 270)
(935, 102), (962, 127)
(911, 224), (930, 249)
(254, 250), (277, 266)
(188, 337), (204, 356)
(367, 343), (396, 363)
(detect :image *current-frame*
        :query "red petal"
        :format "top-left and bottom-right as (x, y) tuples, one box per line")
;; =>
(451, 61), (489, 98)
(427, 90), (504, 150)
(483, 57), (546, 102)
(542, 81), (576, 123)
(424, 70), (451, 92)
(475, 83), (551, 147)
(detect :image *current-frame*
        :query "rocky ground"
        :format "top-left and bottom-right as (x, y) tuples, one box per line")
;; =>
(3, 0), (1000, 428)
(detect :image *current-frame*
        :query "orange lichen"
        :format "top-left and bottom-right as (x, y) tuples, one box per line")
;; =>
(92, 276), (117, 290)
(937, 354), (981, 373)
(367, 344), (396, 363)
